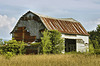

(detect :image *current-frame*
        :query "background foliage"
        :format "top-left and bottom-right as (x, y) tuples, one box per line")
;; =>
(88, 25), (100, 54)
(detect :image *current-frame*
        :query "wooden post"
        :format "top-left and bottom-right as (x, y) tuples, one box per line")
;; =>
(22, 27), (25, 42)
(38, 46), (39, 54)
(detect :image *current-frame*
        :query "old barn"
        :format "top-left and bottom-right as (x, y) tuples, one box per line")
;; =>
(11, 11), (89, 53)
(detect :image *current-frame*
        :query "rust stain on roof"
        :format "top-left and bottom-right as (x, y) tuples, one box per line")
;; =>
(11, 11), (89, 36)
(40, 17), (89, 36)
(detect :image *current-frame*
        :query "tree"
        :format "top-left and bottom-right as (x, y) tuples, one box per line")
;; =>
(92, 39), (99, 49)
(0, 39), (3, 45)
(41, 30), (52, 54)
(88, 25), (100, 54)
(50, 30), (64, 54)
(89, 39), (94, 53)
(41, 30), (64, 54)
(88, 25), (100, 45)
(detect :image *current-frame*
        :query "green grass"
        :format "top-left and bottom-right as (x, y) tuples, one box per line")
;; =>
(0, 54), (100, 66)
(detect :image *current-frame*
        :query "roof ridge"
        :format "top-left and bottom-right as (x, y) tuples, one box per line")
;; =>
(28, 11), (79, 22)
(40, 16), (79, 23)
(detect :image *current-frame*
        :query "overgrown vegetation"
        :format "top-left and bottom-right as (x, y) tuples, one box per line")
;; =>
(41, 30), (64, 54)
(0, 30), (64, 59)
(0, 39), (3, 46)
(0, 40), (27, 59)
(1, 24), (100, 60)
(41, 30), (52, 54)
(88, 25), (100, 54)
(0, 54), (100, 66)
(50, 30), (64, 54)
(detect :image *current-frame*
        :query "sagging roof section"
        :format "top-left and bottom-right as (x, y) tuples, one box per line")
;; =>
(40, 17), (89, 36)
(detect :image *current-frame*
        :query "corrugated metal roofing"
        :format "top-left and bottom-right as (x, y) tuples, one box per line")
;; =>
(11, 11), (89, 36)
(40, 17), (89, 36)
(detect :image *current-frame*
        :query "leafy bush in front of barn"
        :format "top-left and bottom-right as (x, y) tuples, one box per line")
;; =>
(25, 42), (41, 54)
(0, 39), (26, 55)
(41, 29), (64, 54)
(49, 30), (64, 54)
(41, 30), (52, 54)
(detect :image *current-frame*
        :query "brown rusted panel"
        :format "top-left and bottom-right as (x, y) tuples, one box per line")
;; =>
(44, 18), (54, 30)
(13, 27), (36, 42)
(57, 20), (65, 32)
(78, 23), (89, 35)
(50, 19), (57, 30)
(41, 17), (89, 36)
(47, 18), (55, 30)
(24, 36), (36, 39)
(17, 27), (26, 30)
(65, 21), (72, 33)
(75, 23), (84, 34)
(14, 35), (22, 37)
(55, 19), (63, 31)
(76, 23), (85, 35)
(15, 38), (23, 40)
(14, 30), (23, 33)
(74, 23), (81, 34)
(41, 17), (48, 29)
(42, 17), (51, 29)
(64, 21), (70, 33)
(68, 22), (74, 33)
(69, 23), (76, 34)
(61, 21), (69, 33)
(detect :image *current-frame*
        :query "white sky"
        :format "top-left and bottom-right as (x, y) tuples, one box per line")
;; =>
(0, 0), (100, 40)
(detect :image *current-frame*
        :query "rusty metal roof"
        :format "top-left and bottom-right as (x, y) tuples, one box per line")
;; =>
(40, 17), (89, 36)
(11, 11), (89, 36)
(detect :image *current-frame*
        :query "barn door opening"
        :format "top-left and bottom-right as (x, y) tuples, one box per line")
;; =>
(65, 39), (76, 52)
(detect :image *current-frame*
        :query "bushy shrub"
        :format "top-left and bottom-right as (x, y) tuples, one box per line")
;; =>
(25, 42), (41, 54)
(41, 30), (52, 54)
(90, 39), (100, 54)
(30, 42), (41, 46)
(50, 30), (64, 54)
(89, 40), (94, 54)
(0, 40), (26, 55)
(94, 49), (100, 54)
(5, 52), (15, 59)
(41, 30), (64, 54)
(0, 49), (3, 54)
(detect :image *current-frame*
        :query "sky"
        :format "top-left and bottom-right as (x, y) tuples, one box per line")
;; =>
(0, 0), (100, 40)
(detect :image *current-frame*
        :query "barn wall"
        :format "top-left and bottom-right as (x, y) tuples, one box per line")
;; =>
(12, 12), (46, 41)
(77, 35), (89, 44)
(76, 35), (89, 52)
(61, 34), (89, 52)
(76, 42), (88, 52)
(13, 27), (36, 42)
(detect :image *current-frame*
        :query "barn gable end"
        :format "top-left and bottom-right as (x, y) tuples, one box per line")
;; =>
(11, 11), (46, 42)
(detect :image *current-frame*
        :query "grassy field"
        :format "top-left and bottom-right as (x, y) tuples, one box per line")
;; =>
(0, 54), (100, 66)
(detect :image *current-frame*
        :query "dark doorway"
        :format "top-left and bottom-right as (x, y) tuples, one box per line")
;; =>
(65, 39), (76, 52)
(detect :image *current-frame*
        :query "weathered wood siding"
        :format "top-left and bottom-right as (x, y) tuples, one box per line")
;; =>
(12, 12), (46, 42)
(13, 27), (36, 42)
